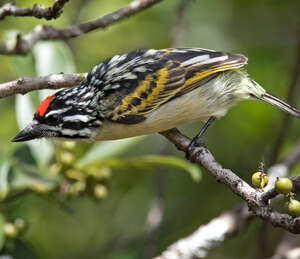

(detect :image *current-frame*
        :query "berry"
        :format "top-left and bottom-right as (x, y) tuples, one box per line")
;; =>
(4, 223), (18, 238)
(93, 184), (108, 200)
(275, 178), (293, 194)
(251, 172), (268, 188)
(286, 199), (300, 217)
(14, 218), (26, 231)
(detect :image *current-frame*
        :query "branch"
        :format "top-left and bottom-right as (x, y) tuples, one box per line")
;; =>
(0, 0), (164, 55)
(270, 232), (300, 259)
(0, 0), (69, 20)
(171, 0), (191, 48)
(0, 73), (86, 98)
(154, 204), (250, 259)
(160, 129), (300, 234)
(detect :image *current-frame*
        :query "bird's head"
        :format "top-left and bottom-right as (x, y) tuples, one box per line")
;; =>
(12, 85), (103, 142)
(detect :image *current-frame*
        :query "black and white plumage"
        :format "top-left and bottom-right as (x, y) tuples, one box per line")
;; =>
(12, 48), (300, 142)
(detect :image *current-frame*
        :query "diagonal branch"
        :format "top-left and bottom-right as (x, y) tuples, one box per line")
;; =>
(156, 123), (300, 258)
(0, 73), (86, 98)
(154, 204), (251, 259)
(160, 129), (300, 234)
(0, 0), (164, 55)
(0, 0), (70, 20)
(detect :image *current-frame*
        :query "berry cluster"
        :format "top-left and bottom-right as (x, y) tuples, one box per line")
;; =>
(251, 164), (300, 217)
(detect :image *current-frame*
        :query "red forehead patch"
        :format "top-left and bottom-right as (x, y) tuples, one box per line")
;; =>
(36, 95), (55, 117)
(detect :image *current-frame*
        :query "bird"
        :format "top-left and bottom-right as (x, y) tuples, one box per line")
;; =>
(12, 48), (300, 151)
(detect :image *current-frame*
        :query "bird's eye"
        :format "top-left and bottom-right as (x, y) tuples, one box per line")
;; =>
(47, 114), (61, 124)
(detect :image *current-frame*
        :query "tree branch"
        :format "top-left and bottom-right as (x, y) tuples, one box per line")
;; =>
(0, 0), (164, 55)
(154, 204), (251, 259)
(0, 73), (86, 98)
(0, 0), (70, 20)
(160, 129), (300, 234)
(171, 0), (191, 48)
(270, 232), (300, 259)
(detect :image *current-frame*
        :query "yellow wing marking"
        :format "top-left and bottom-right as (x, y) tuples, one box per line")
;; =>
(145, 67), (169, 106)
(184, 62), (244, 87)
(118, 74), (152, 114)
(110, 64), (186, 120)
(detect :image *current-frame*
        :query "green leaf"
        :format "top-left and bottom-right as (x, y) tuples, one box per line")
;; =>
(33, 41), (76, 100)
(76, 136), (146, 168)
(33, 41), (76, 76)
(0, 161), (10, 201)
(84, 155), (201, 182)
(15, 94), (54, 169)
(11, 166), (58, 194)
(0, 213), (6, 251)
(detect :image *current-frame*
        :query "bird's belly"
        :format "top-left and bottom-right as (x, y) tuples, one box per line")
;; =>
(93, 86), (235, 141)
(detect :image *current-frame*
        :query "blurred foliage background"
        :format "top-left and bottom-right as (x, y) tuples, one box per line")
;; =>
(0, 0), (300, 258)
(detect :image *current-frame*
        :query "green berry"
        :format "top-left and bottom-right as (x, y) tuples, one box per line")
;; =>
(61, 141), (76, 150)
(59, 151), (75, 166)
(93, 184), (108, 200)
(252, 172), (268, 188)
(14, 218), (26, 231)
(4, 223), (18, 238)
(286, 199), (300, 217)
(275, 178), (293, 194)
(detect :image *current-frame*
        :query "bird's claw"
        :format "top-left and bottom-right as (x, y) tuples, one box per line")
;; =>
(186, 137), (206, 161)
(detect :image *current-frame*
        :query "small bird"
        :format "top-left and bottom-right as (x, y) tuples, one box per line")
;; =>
(12, 48), (300, 149)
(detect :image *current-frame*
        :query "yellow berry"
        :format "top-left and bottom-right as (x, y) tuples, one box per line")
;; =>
(61, 141), (76, 150)
(49, 163), (62, 175)
(59, 151), (75, 166)
(93, 184), (108, 200)
(286, 199), (300, 217)
(14, 218), (26, 231)
(252, 172), (268, 188)
(275, 178), (293, 194)
(4, 223), (18, 238)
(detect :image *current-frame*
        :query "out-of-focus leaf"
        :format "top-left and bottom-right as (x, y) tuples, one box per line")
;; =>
(0, 213), (5, 251)
(84, 155), (201, 182)
(15, 95), (54, 169)
(7, 30), (36, 78)
(33, 41), (76, 100)
(76, 136), (146, 168)
(0, 161), (10, 201)
(33, 41), (76, 76)
(11, 166), (58, 194)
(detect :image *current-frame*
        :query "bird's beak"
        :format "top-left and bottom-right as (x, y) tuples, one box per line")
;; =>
(11, 122), (43, 142)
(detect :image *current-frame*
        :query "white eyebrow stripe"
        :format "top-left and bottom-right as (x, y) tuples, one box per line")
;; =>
(63, 115), (90, 122)
(182, 55), (210, 66)
(45, 107), (71, 117)
(200, 55), (228, 64)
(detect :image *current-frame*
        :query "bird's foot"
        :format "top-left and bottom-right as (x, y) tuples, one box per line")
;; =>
(186, 137), (207, 161)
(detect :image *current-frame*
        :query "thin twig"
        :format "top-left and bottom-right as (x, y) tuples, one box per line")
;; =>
(171, 0), (191, 48)
(0, 73), (86, 98)
(0, 0), (164, 55)
(270, 32), (300, 164)
(144, 143), (169, 258)
(0, 0), (69, 20)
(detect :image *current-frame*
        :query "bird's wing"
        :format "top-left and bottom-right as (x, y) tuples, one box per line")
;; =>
(87, 48), (247, 124)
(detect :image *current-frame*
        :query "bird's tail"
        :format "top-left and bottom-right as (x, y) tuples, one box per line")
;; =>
(259, 92), (300, 118)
